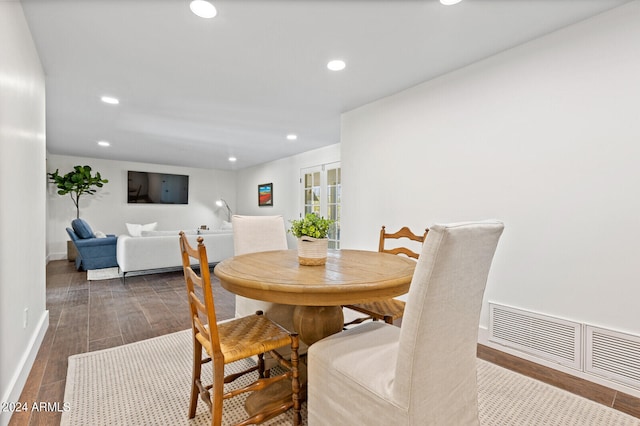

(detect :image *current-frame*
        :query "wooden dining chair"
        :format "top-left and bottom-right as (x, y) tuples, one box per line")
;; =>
(343, 225), (428, 326)
(179, 232), (301, 426)
(231, 215), (306, 352)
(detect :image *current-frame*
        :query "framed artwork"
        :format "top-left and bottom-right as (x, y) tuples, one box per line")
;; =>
(258, 182), (273, 206)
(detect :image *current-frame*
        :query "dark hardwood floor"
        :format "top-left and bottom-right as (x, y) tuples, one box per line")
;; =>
(10, 260), (640, 425)
(10, 260), (235, 426)
(477, 345), (640, 419)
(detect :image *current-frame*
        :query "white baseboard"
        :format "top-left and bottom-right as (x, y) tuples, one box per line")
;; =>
(0, 311), (49, 426)
(47, 251), (67, 263)
(478, 325), (640, 399)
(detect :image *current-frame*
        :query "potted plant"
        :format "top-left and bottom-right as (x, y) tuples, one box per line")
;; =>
(48, 165), (109, 219)
(48, 165), (109, 261)
(289, 213), (335, 266)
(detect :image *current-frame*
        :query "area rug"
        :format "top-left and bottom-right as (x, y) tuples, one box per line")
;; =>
(62, 329), (640, 426)
(86, 267), (179, 281)
(62, 330), (303, 426)
(86, 267), (122, 280)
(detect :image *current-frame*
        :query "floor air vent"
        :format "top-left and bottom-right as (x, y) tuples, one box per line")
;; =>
(586, 326), (640, 390)
(489, 303), (581, 370)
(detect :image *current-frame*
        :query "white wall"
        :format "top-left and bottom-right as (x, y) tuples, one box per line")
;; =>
(235, 144), (340, 247)
(46, 154), (236, 260)
(0, 2), (47, 425)
(342, 0), (640, 380)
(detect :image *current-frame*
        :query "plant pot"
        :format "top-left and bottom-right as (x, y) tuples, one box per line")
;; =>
(67, 240), (78, 262)
(297, 236), (328, 266)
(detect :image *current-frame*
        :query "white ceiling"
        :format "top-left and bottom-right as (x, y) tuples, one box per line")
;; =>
(21, 0), (630, 171)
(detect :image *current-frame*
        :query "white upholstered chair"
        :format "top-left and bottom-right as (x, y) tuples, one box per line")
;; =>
(231, 215), (298, 336)
(308, 221), (504, 425)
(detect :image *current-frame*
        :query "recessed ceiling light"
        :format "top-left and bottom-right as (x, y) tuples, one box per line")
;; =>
(327, 60), (346, 71)
(190, 0), (217, 18)
(97, 141), (110, 147)
(100, 96), (119, 105)
(228, 156), (237, 162)
(286, 134), (298, 141)
(440, 0), (462, 5)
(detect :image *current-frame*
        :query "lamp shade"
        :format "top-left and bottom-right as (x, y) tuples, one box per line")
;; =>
(216, 198), (231, 221)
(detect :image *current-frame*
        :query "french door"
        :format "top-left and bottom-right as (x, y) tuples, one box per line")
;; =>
(300, 162), (341, 249)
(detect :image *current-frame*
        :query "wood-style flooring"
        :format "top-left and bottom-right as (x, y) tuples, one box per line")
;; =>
(9, 260), (640, 425)
(10, 260), (235, 426)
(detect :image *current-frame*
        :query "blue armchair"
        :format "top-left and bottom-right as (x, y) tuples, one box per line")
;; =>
(66, 219), (118, 271)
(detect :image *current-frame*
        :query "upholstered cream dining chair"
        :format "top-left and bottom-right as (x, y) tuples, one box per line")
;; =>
(308, 221), (504, 425)
(231, 215), (307, 359)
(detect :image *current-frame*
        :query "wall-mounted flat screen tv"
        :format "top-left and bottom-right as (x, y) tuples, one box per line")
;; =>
(127, 171), (189, 204)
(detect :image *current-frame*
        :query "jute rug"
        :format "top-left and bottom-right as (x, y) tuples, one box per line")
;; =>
(86, 267), (124, 280)
(86, 267), (179, 281)
(62, 329), (640, 426)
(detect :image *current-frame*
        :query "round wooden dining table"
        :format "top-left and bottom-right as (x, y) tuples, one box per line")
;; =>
(214, 249), (416, 345)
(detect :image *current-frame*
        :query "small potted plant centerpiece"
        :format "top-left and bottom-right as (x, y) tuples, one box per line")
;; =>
(289, 213), (335, 266)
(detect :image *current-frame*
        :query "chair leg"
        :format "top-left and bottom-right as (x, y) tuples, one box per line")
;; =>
(343, 315), (372, 327)
(212, 361), (225, 426)
(257, 352), (265, 378)
(255, 311), (271, 378)
(189, 338), (203, 419)
(291, 333), (301, 426)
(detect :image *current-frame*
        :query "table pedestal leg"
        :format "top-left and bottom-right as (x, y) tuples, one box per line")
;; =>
(246, 306), (342, 413)
(292, 305), (344, 346)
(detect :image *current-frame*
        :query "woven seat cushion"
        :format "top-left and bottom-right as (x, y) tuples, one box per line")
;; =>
(348, 299), (406, 321)
(196, 315), (292, 364)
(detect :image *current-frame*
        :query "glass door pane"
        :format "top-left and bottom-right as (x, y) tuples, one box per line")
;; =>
(326, 164), (341, 249)
(303, 170), (321, 215)
(301, 162), (341, 249)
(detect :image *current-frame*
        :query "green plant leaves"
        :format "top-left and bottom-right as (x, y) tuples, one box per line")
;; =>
(47, 165), (109, 218)
(289, 213), (334, 239)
